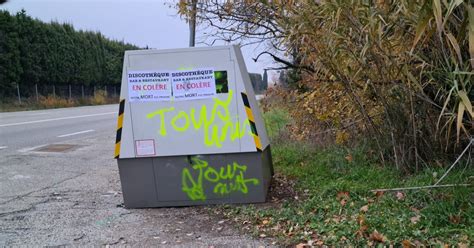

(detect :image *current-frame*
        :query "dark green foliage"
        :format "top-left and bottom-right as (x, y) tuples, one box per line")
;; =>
(0, 10), (138, 98)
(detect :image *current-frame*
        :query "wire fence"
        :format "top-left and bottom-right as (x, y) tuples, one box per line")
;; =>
(6, 84), (121, 104)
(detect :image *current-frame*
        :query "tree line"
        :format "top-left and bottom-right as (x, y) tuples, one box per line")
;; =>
(0, 10), (138, 98)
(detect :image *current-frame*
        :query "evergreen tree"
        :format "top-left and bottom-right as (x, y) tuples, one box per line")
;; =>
(0, 10), (139, 98)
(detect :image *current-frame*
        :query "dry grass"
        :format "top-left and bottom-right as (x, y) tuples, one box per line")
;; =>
(0, 91), (118, 112)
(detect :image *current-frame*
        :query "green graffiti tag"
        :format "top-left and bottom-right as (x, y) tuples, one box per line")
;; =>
(146, 90), (250, 148)
(181, 158), (260, 201)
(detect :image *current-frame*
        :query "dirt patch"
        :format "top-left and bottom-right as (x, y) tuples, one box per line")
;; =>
(267, 173), (299, 203)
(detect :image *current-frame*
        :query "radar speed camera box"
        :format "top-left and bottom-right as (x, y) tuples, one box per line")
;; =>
(114, 45), (273, 208)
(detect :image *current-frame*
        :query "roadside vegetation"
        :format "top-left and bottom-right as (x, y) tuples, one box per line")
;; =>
(176, 1), (474, 245)
(212, 108), (473, 246)
(179, 1), (473, 169)
(0, 90), (117, 112)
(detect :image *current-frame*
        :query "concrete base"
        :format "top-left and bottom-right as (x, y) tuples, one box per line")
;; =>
(117, 147), (273, 208)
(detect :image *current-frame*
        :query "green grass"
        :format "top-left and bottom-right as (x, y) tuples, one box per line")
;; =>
(214, 109), (474, 246)
(220, 144), (473, 246)
(262, 108), (291, 139)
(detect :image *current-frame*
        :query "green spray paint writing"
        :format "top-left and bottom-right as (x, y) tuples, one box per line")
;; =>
(182, 158), (260, 201)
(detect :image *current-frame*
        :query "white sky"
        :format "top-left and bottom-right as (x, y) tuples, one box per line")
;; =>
(1, 0), (274, 74)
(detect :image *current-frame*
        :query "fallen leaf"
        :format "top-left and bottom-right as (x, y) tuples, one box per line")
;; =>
(337, 191), (350, 200)
(357, 215), (365, 225)
(340, 198), (347, 206)
(401, 240), (413, 248)
(355, 225), (368, 238)
(360, 205), (369, 213)
(345, 154), (353, 163)
(375, 191), (385, 198)
(296, 243), (308, 248)
(369, 230), (385, 242)
(449, 215), (461, 224)
(458, 243), (468, 248)
(410, 215), (420, 224)
(332, 215), (342, 223)
(396, 192), (405, 200)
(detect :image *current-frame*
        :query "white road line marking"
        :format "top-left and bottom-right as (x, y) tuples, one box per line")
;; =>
(58, 129), (95, 138)
(0, 112), (116, 127)
(18, 144), (48, 153)
(0, 146), (7, 150)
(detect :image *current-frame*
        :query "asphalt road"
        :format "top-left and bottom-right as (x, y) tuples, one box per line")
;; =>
(0, 104), (117, 151)
(0, 105), (270, 246)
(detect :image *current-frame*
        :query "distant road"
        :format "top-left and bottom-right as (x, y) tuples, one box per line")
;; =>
(0, 105), (118, 152)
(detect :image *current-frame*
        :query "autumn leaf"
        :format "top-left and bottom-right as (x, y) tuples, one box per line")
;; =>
(402, 240), (414, 248)
(355, 225), (369, 239)
(337, 191), (350, 206)
(396, 192), (405, 200)
(360, 205), (369, 213)
(337, 191), (350, 199)
(357, 214), (365, 225)
(410, 215), (420, 224)
(345, 154), (353, 163)
(369, 230), (386, 243)
(458, 242), (469, 248)
(449, 215), (461, 224)
(375, 191), (385, 199)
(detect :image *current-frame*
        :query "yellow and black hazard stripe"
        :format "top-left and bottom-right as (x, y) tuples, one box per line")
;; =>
(114, 99), (125, 159)
(241, 92), (262, 152)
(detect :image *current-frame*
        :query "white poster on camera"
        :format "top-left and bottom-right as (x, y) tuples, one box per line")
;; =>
(171, 68), (216, 101)
(127, 70), (171, 102)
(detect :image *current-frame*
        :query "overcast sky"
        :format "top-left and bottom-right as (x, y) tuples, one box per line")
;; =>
(1, 0), (273, 74)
